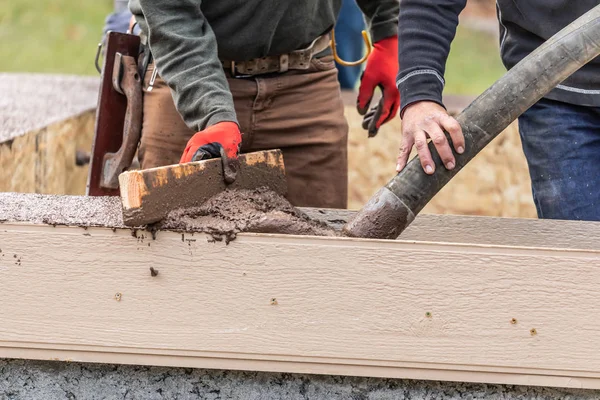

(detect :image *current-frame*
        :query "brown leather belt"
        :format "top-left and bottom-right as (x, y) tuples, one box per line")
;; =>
(222, 34), (331, 77)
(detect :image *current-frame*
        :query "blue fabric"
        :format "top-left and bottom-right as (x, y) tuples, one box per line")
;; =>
(103, 10), (132, 35)
(334, 0), (365, 89)
(518, 97), (600, 221)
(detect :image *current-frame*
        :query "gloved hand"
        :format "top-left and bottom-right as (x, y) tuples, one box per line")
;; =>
(180, 121), (242, 184)
(357, 35), (400, 138)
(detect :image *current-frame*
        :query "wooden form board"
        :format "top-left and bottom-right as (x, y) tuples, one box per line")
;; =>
(0, 74), (98, 196)
(1, 215), (600, 389)
(0, 111), (95, 195)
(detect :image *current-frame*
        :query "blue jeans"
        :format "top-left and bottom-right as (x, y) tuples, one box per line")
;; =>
(518, 97), (600, 221)
(334, 0), (365, 89)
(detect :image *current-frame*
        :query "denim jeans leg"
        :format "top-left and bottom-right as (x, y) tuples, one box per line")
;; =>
(517, 97), (600, 221)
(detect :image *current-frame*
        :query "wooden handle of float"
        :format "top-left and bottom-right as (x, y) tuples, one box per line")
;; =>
(344, 5), (600, 239)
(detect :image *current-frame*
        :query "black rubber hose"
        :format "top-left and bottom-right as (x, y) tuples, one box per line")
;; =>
(344, 5), (600, 239)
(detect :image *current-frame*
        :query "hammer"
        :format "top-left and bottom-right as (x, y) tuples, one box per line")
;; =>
(344, 5), (600, 239)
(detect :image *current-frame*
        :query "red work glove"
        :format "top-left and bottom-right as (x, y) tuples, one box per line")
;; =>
(180, 121), (242, 184)
(357, 35), (400, 138)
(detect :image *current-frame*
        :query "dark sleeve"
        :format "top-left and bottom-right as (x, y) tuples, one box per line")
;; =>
(355, 0), (399, 42)
(396, 0), (467, 115)
(133, 0), (237, 131)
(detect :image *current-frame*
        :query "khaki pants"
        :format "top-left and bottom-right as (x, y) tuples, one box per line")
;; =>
(139, 55), (349, 209)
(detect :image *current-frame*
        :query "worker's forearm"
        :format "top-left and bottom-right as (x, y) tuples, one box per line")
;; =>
(134, 0), (237, 131)
(355, 0), (399, 42)
(397, 0), (467, 115)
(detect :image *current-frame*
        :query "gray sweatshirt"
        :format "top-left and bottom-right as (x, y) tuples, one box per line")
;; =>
(397, 0), (600, 114)
(129, 0), (399, 131)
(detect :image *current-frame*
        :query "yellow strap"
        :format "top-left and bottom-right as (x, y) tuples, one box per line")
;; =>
(330, 29), (372, 67)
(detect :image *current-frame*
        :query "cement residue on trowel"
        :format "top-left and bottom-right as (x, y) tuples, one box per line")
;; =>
(158, 187), (338, 240)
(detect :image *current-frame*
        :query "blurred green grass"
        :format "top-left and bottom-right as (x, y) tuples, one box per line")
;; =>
(0, 0), (505, 94)
(445, 24), (506, 94)
(0, 0), (111, 75)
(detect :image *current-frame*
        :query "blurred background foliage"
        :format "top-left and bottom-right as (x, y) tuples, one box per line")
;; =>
(0, 0), (112, 75)
(0, 0), (504, 95)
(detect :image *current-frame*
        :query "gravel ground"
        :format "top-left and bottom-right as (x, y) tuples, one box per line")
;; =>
(0, 359), (598, 400)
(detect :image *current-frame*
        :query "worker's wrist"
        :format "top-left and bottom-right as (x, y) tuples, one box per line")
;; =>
(400, 98), (446, 119)
(370, 25), (398, 44)
(397, 69), (445, 117)
(202, 112), (239, 132)
(373, 35), (398, 46)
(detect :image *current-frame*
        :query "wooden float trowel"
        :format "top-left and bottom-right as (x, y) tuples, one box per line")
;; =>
(118, 150), (287, 227)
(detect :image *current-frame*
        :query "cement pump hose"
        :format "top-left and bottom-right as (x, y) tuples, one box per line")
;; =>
(344, 5), (600, 239)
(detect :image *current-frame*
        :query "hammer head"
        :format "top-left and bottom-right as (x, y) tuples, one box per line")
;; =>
(118, 150), (286, 226)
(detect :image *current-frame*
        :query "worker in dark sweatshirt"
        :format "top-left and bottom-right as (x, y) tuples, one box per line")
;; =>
(128, 0), (400, 209)
(396, 1), (600, 221)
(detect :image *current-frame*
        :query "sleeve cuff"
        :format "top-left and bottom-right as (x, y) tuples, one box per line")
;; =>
(202, 111), (239, 131)
(397, 69), (445, 116)
(370, 21), (398, 44)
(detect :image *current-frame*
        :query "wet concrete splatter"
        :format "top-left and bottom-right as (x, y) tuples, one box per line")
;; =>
(158, 187), (338, 240)
(0, 190), (339, 239)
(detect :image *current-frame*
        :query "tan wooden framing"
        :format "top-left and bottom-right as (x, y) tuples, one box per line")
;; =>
(0, 111), (95, 195)
(1, 217), (599, 389)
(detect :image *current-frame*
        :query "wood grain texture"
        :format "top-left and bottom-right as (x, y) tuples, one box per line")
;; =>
(1, 222), (599, 388)
(303, 209), (600, 251)
(0, 112), (95, 195)
(119, 150), (287, 226)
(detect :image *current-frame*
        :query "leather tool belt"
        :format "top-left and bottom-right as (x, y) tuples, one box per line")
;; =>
(222, 34), (331, 77)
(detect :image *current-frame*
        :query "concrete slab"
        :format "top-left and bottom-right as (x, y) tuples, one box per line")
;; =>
(0, 192), (123, 227)
(0, 359), (596, 400)
(0, 73), (99, 143)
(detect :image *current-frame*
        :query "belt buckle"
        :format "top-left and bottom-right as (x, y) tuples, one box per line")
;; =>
(230, 61), (252, 79)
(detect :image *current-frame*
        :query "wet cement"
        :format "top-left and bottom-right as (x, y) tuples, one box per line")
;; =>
(0, 190), (337, 238)
(4, 192), (599, 250)
(343, 187), (414, 239)
(158, 187), (338, 240)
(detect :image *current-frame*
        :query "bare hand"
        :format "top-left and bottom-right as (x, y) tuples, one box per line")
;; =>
(396, 101), (464, 175)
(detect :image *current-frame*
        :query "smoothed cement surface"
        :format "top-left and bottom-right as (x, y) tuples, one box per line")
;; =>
(0, 192), (124, 227)
(0, 192), (335, 235)
(0, 359), (597, 400)
(0, 73), (99, 142)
